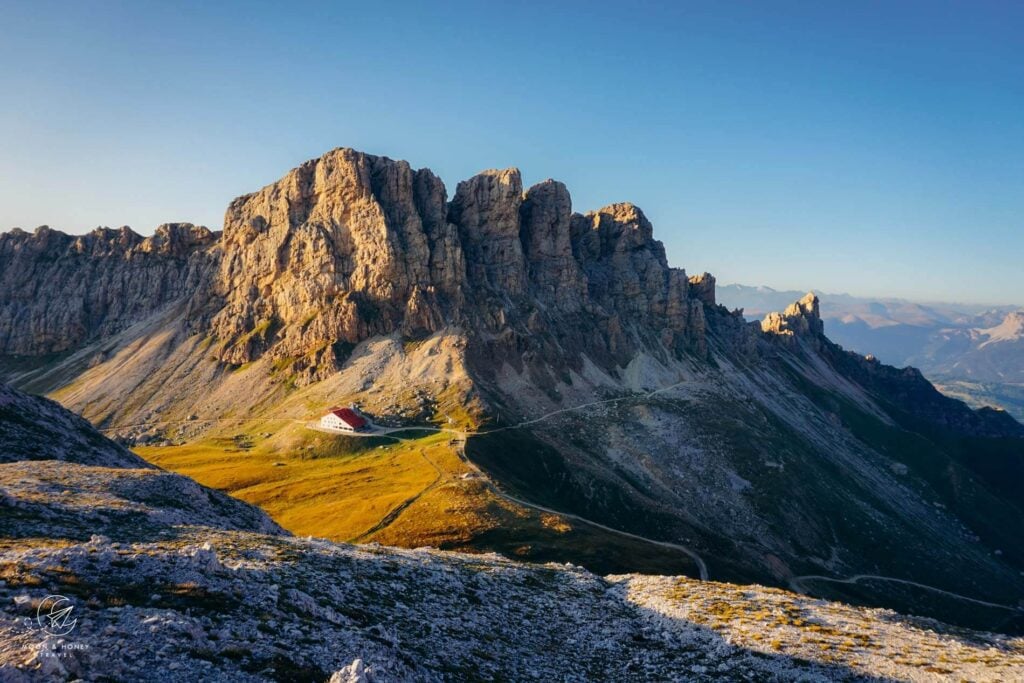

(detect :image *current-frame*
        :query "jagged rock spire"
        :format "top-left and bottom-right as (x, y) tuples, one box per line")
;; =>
(760, 292), (824, 342)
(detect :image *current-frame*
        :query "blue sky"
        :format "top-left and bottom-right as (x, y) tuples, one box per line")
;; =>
(2, 1), (1021, 304)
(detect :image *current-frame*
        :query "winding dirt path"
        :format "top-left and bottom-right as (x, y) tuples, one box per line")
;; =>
(314, 400), (712, 580)
(118, 379), (706, 577)
(789, 574), (1024, 612)
(496, 488), (709, 580)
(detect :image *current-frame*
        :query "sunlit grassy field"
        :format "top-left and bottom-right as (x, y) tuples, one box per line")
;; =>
(137, 424), (459, 542)
(137, 421), (707, 576)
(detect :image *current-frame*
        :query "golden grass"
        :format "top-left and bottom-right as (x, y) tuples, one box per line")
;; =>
(134, 417), (679, 570)
(135, 419), (594, 559)
(370, 478), (505, 547)
(138, 425), (459, 542)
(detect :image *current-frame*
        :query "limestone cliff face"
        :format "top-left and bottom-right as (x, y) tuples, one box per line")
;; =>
(568, 204), (704, 357)
(759, 292), (823, 347)
(0, 147), (717, 378)
(0, 223), (218, 355)
(520, 180), (586, 310)
(203, 148), (715, 376)
(450, 168), (526, 297)
(210, 149), (461, 366)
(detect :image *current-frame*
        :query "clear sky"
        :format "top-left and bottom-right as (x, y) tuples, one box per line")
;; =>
(2, 1), (1021, 305)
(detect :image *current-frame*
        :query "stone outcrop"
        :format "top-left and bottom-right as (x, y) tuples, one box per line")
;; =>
(571, 203), (669, 318)
(688, 273), (716, 306)
(760, 292), (823, 345)
(0, 223), (218, 355)
(520, 180), (586, 309)
(449, 168), (527, 296)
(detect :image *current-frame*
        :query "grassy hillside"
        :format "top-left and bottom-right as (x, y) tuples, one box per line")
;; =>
(138, 426), (458, 542)
(136, 422), (705, 577)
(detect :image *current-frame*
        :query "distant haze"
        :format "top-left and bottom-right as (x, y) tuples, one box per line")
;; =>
(719, 284), (1022, 315)
(1, 2), (1022, 304)
(719, 283), (1024, 420)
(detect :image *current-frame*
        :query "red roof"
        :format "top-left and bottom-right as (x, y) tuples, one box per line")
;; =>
(329, 407), (367, 429)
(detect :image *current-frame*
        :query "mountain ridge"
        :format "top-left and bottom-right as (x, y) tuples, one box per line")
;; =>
(720, 283), (1024, 420)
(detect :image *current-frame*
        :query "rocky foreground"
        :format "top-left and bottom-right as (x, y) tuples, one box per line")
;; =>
(2, 521), (1023, 681)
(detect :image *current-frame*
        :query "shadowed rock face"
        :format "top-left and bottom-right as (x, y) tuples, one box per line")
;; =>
(450, 167), (527, 296)
(0, 223), (218, 355)
(520, 179), (585, 309)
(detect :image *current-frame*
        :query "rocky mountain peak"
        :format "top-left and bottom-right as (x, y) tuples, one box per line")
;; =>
(688, 273), (716, 305)
(760, 292), (824, 342)
(202, 148), (718, 374)
(450, 167), (526, 295)
(788, 291), (822, 322)
(980, 309), (1024, 347)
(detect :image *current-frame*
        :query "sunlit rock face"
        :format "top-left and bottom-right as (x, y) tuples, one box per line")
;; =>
(201, 148), (716, 377)
(760, 291), (823, 345)
(211, 149), (450, 367)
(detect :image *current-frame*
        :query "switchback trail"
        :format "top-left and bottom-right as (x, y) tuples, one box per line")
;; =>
(311, 382), (712, 580)
(464, 379), (710, 579)
(484, 377), (693, 434)
(790, 574), (1024, 612)
(495, 487), (710, 580)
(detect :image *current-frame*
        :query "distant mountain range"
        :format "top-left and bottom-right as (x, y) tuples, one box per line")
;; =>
(719, 284), (1024, 421)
